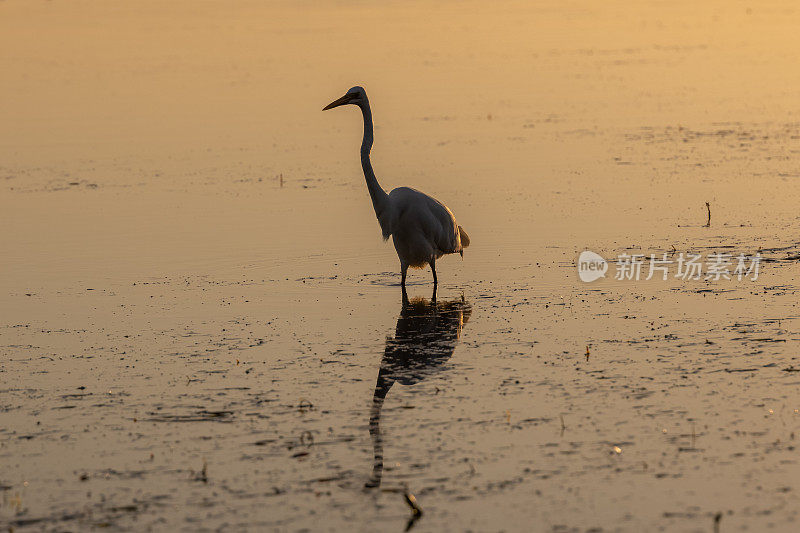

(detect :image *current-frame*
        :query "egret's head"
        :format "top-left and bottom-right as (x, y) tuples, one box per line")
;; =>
(323, 86), (367, 111)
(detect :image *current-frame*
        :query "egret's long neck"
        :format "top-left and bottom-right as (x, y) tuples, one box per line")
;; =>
(359, 101), (390, 225)
(367, 368), (391, 488)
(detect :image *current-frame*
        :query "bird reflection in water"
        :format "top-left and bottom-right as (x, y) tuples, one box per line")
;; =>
(365, 289), (471, 489)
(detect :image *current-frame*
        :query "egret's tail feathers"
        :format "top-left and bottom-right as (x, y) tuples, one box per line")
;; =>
(458, 226), (470, 248)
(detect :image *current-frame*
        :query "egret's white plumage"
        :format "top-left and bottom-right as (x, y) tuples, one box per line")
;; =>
(324, 86), (470, 287)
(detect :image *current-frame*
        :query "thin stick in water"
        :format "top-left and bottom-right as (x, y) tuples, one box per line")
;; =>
(404, 490), (423, 516)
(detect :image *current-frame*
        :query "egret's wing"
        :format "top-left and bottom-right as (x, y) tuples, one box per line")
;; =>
(427, 198), (461, 254)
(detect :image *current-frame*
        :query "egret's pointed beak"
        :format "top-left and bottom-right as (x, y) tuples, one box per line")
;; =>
(323, 93), (357, 111)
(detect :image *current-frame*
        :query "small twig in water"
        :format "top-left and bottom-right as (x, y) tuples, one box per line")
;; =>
(402, 487), (423, 531)
(713, 512), (722, 533)
(405, 513), (421, 532)
(404, 489), (423, 516)
(704, 202), (711, 227)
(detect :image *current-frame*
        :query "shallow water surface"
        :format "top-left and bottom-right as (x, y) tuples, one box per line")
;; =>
(2, 0), (800, 531)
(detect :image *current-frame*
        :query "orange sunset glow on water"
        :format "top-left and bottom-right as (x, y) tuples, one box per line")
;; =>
(2, 1), (800, 530)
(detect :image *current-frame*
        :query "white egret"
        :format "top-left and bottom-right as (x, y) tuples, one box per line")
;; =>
(323, 86), (470, 288)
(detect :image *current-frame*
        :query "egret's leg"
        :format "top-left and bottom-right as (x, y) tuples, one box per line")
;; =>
(401, 263), (408, 288)
(431, 259), (438, 287)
